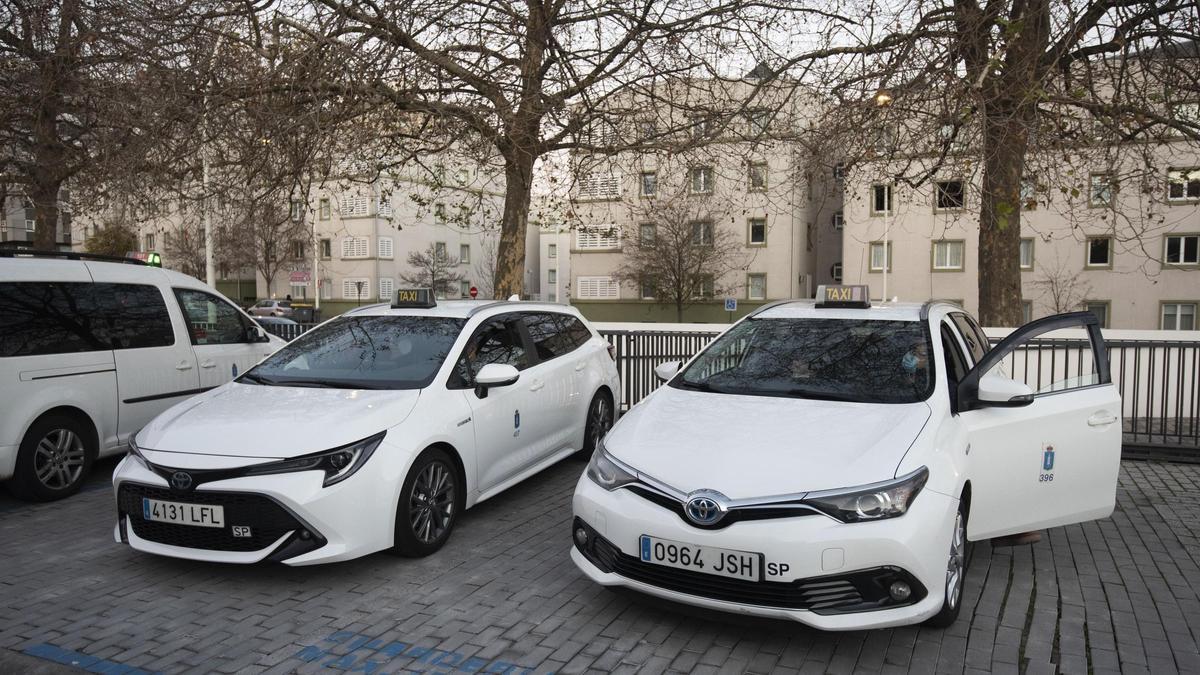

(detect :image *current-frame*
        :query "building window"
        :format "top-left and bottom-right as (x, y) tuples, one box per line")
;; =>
(378, 199), (392, 218)
(460, 280), (471, 298)
(871, 184), (893, 214)
(639, 223), (656, 246)
(1089, 173), (1114, 207)
(640, 277), (655, 300)
(264, 242), (276, 262)
(833, 163), (846, 185)
(636, 120), (657, 141)
(378, 237), (394, 259)
(640, 171), (657, 197)
(1167, 168), (1200, 202)
(831, 263), (843, 282)
(1086, 237), (1112, 267)
(932, 240), (964, 270)
(319, 198), (331, 220)
(831, 211), (844, 230)
(874, 126), (895, 154)
(1084, 301), (1110, 328)
(434, 242), (447, 261)
(434, 203), (446, 221)
(1020, 178), (1038, 210)
(869, 241), (892, 272)
(935, 180), (965, 211)
(341, 236), (369, 259)
(341, 194), (369, 217)
(1165, 234), (1200, 265)
(1162, 303), (1197, 331)
(578, 169), (621, 199)
(289, 201), (303, 221)
(691, 221), (713, 246)
(689, 166), (714, 195)
(379, 277), (394, 301)
(290, 240), (305, 260)
(342, 278), (371, 300)
(547, 269), (557, 286)
(143, 233), (156, 250)
(1022, 301), (1033, 324)
(548, 243), (557, 259)
(576, 224), (620, 250)
(693, 275), (715, 299)
(459, 244), (470, 264)
(748, 218), (766, 245)
(748, 274), (766, 300)
(748, 163), (768, 191)
(321, 278), (332, 300)
(747, 110), (770, 136)
(320, 238), (332, 259)
(691, 115), (715, 140)
(1020, 238), (1035, 270)
(576, 276), (619, 299)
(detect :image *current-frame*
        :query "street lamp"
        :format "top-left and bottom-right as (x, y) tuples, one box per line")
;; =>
(874, 87), (893, 303)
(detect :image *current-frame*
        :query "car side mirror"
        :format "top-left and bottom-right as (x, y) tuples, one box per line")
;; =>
(974, 372), (1034, 408)
(654, 361), (681, 382)
(246, 325), (269, 343)
(474, 363), (520, 398)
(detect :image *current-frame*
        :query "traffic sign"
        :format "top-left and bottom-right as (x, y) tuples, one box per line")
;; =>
(469, 286), (479, 298)
(724, 298), (737, 312)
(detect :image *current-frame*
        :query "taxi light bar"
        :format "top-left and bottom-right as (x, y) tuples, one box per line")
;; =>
(393, 288), (436, 309)
(816, 284), (871, 309)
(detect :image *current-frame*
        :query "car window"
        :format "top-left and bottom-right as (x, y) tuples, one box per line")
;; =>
(949, 313), (989, 364)
(556, 315), (594, 352)
(247, 315), (465, 389)
(940, 323), (970, 411)
(175, 289), (251, 345)
(450, 318), (529, 388)
(675, 317), (933, 404)
(0, 282), (174, 357)
(521, 312), (581, 361)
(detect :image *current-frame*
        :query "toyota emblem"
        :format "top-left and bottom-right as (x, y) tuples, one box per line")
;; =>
(685, 490), (728, 526)
(170, 471), (193, 491)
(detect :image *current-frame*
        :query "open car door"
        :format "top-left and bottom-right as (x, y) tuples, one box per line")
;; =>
(958, 312), (1121, 540)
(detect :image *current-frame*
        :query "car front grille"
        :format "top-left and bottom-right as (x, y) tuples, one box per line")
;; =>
(118, 482), (313, 553)
(573, 517), (925, 615)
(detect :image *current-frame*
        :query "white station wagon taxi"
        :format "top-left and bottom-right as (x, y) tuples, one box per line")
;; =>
(571, 285), (1120, 630)
(114, 289), (620, 564)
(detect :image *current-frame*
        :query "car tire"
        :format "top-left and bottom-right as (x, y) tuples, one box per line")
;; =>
(579, 391), (614, 458)
(392, 447), (460, 558)
(925, 498), (969, 627)
(9, 413), (95, 502)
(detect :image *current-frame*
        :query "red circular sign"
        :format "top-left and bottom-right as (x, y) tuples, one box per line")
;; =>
(469, 286), (479, 298)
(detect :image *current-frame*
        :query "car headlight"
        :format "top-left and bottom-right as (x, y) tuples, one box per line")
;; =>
(243, 432), (386, 487)
(585, 440), (638, 491)
(127, 433), (150, 470)
(803, 467), (928, 523)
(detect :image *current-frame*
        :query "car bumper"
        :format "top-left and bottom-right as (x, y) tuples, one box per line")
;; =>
(111, 453), (397, 565)
(570, 473), (958, 631)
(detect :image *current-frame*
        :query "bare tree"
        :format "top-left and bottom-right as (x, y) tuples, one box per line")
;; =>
(614, 191), (746, 322)
(83, 223), (137, 257)
(472, 237), (499, 299)
(399, 244), (466, 298)
(1031, 254), (1093, 314)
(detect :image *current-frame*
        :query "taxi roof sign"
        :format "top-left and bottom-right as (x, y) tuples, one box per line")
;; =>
(392, 288), (436, 309)
(816, 284), (871, 309)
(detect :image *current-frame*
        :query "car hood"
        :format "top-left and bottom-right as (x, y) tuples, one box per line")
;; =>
(605, 386), (932, 499)
(136, 382), (421, 458)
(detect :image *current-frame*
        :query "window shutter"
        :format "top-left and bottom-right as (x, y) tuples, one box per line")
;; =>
(378, 237), (393, 259)
(577, 276), (618, 298)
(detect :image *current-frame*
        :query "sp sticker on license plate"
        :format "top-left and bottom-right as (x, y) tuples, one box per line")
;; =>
(231, 526), (252, 538)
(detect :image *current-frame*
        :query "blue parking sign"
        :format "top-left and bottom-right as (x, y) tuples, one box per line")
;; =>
(724, 298), (737, 312)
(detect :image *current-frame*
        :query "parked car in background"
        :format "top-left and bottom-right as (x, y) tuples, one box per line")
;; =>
(253, 316), (299, 327)
(0, 250), (287, 501)
(249, 299), (293, 317)
(114, 289), (621, 565)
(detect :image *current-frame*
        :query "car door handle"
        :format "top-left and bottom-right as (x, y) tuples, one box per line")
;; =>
(1088, 412), (1118, 427)
(175, 361), (194, 371)
(529, 380), (545, 392)
(199, 360), (217, 369)
(574, 362), (586, 372)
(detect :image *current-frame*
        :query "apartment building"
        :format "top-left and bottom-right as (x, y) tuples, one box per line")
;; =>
(0, 191), (73, 249)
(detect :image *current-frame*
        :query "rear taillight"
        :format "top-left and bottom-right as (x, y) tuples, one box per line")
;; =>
(607, 343), (616, 361)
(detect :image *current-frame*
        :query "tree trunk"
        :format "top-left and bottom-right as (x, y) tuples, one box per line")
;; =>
(30, 181), (62, 250)
(494, 154), (534, 299)
(976, 105), (1030, 327)
(676, 302), (683, 323)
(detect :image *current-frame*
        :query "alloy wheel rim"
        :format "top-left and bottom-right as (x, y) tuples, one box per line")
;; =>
(34, 429), (85, 490)
(589, 398), (611, 445)
(410, 461), (455, 544)
(945, 511), (966, 609)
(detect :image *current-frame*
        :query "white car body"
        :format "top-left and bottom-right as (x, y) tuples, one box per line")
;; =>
(0, 253), (286, 500)
(112, 299), (621, 565)
(571, 298), (1121, 630)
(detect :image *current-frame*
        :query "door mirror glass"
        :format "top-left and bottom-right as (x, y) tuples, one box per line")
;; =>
(976, 372), (1034, 407)
(654, 361), (681, 382)
(475, 363), (520, 388)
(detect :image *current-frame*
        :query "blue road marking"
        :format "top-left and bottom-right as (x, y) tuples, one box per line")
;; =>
(24, 643), (159, 674)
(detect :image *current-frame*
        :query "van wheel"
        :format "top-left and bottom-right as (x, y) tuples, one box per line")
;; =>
(392, 448), (460, 557)
(925, 499), (968, 627)
(579, 392), (613, 458)
(10, 414), (95, 502)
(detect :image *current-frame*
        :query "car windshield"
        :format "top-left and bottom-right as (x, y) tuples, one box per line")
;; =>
(674, 317), (933, 404)
(243, 315), (465, 389)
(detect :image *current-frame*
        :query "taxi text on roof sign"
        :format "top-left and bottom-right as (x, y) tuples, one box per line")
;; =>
(815, 284), (871, 309)
(392, 288), (436, 309)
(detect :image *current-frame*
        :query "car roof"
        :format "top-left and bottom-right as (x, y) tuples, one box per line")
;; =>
(752, 299), (960, 322)
(0, 255), (225, 297)
(344, 299), (586, 321)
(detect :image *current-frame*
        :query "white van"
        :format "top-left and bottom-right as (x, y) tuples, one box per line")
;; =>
(0, 251), (286, 501)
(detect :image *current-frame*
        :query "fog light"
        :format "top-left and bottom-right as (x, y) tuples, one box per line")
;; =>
(889, 581), (911, 602)
(300, 530), (311, 540)
(574, 527), (588, 546)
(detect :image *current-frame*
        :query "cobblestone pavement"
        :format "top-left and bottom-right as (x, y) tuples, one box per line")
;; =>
(1, 458), (1198, 675)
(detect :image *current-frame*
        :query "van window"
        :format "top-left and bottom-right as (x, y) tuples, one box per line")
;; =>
(0, 282), (173, 357)
(175, 289), (251, 345)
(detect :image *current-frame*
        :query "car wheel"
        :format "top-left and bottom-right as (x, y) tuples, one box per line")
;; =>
(925, 499), (968, 627)
(9, 414), (95, 502)
(579, 391), (613, 458)
(392, 448), (460, 557)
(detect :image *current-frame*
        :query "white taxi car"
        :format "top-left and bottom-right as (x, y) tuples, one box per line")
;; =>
(113, 289), (620, 564)
(571, 285), (1120, 630)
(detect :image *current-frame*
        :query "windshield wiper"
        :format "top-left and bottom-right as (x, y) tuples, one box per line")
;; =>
(675, 380), (728, 393)
(238, 372), (277, 385)
(783, 389), (863, 403)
